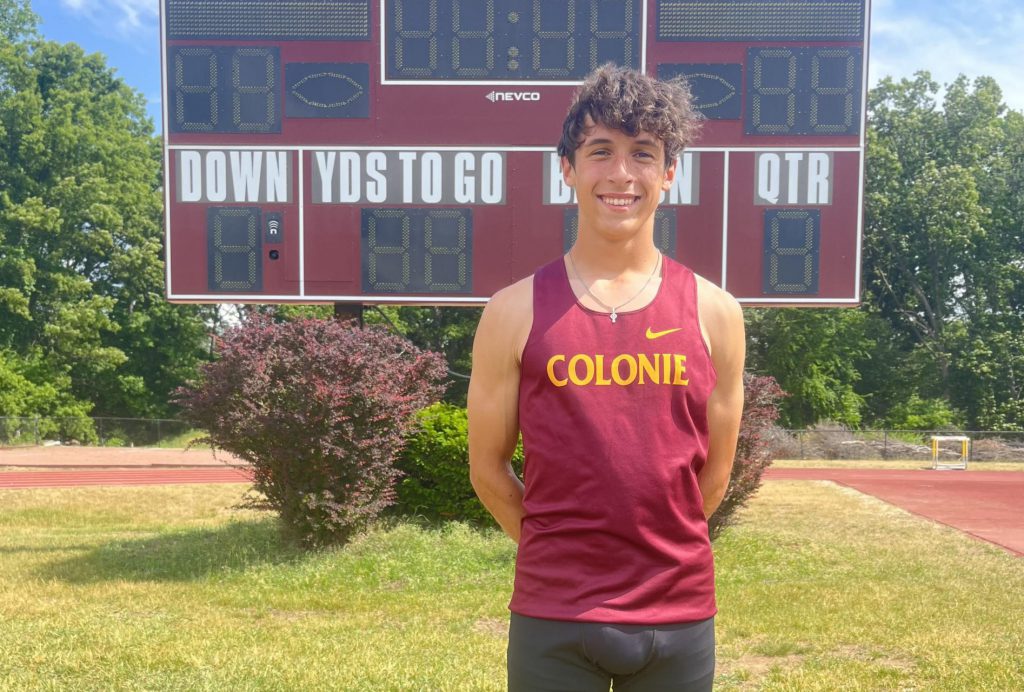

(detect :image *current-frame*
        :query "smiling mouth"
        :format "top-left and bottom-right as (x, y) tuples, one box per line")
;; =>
(599, 195), (640, 207)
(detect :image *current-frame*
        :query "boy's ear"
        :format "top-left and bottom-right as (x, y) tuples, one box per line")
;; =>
(560, 156), (576, 187)
(661, 154), (678, 191)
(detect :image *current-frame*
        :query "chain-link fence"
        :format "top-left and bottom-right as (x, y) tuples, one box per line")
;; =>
(0, 417), (196, 448)
(3, 416), (1024, 461)
(768, 428), (1024, 462)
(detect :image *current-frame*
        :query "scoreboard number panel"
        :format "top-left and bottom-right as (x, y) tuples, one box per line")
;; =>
(163, 0), (870, 306)
(170, 46), (281, 134)
(383, 0), (643, 81)
(361, 208), (473, 293)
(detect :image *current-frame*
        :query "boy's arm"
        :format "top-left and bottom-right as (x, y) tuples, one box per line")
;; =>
(468, 280), (532, 542)
(696, 280), (746, 519)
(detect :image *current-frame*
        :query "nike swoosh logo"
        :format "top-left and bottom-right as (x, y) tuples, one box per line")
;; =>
(646, 327), (683, 340)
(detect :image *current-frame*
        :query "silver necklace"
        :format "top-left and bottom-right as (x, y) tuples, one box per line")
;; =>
(567, 251), (662, 323)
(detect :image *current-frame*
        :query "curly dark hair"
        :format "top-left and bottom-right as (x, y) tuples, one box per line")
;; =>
(557, 64), (701, 168)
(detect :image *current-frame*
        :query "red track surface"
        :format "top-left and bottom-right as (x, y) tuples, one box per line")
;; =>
(0, 467), (252, 488)
(1, 464), (1019, 557)
(765, 468), (1024, 557)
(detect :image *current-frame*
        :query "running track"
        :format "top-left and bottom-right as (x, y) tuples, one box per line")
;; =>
(765, 468), (1024, 557)
(0, 466), (1020, 556)
(0, 467), (252, 488)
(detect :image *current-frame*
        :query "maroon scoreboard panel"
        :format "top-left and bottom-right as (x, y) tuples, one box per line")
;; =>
(161, 0), (870, 306)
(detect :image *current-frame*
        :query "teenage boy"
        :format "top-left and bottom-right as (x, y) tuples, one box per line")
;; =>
(469, 64), (745, 691)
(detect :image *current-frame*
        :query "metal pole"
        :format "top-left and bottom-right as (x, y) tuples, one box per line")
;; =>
(334, 303), (364, 327)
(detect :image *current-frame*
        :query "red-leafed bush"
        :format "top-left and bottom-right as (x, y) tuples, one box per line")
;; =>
(175, 315), (447, 547)
(708, 373), (785, 541)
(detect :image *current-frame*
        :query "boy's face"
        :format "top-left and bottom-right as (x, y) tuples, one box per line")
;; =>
(560, 118), (677, 244)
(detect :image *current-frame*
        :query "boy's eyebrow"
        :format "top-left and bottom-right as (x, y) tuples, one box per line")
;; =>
(581, 136), (660, 148)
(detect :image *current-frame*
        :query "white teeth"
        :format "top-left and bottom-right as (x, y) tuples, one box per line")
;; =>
(603, 197), (635, 206)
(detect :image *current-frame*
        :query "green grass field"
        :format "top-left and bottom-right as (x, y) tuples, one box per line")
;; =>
(0, 481), (1021, 690)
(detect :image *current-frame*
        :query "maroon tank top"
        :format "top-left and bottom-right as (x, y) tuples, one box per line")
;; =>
(511, 255), (718, 624)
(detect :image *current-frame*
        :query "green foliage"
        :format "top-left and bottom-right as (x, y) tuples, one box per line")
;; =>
(0, 29), (210, 418)
(745, 308), (870, 428)
(884, 394), (961, 431)
(0, 0), (36, 41)
(0, 348), (97, 443)
(863, 72), (1024, 429)
(393, 403), (523, 525)
(175, 316), (448, 547)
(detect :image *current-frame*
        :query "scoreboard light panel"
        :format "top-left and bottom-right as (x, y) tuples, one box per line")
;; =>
(162, 0), (871, 306)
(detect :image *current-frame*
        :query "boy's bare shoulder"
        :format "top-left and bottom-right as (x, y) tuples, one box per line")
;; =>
(695, 273), (742, 321)
(693, 274), (744, 364)
(488, 274), (534, 314)
(476, 274), (535, 364)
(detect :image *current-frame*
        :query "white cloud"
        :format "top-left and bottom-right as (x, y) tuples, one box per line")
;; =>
(870, 0), (1024, 111)
(58, 0), (158, 41)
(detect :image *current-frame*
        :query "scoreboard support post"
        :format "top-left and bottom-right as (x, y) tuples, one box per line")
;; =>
(333, 303), (365, 326)
(162, 0), (870, 308)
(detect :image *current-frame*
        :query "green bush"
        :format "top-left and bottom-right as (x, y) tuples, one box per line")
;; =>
(885, 394), (962, 431)
(394, 403), (523, 525)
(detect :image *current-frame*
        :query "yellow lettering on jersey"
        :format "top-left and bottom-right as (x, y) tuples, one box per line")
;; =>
(637, 354), (659, 384)
(547, 354), (568, 387)
(569, 354), (594, 386)
(612, 354), (638, 385)
(545, 353), (690, 387)
(673, 354), (689, 386)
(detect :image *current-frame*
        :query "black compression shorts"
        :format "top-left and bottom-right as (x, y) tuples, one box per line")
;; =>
(507, 613), (715, 691)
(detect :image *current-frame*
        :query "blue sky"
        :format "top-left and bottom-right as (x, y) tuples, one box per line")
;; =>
(32, 0), (1024, 133)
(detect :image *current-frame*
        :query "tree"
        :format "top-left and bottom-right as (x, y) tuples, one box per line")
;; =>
(0, 0), (35, 42)
(864, 73), (1024, 429)
(745, 308), (872, 428)
(0, 16), (211, 419)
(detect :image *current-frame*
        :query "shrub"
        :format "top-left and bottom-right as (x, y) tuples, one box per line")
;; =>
(708, 373), (785, 541)
(885, 394), (962, 430)
(393, 403), (523, 525)
(175, 315), (447, 547)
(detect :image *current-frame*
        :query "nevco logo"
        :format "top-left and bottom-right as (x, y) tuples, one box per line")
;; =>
(486, 90), (541, 102)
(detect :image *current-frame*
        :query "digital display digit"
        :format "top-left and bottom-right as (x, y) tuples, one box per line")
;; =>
(385, 0), (642, 81)
(763, 209), (820, 294)
(170, 46), (280, 134)
(746, 47), (862, 136)
(207, 207), (262, 291)
(361, 208), (472, 293)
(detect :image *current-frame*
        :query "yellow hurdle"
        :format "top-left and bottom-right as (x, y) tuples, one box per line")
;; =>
(930, 435), (970, 470)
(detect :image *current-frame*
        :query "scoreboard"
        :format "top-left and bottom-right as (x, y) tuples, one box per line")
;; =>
(161, 0), (870, 306)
